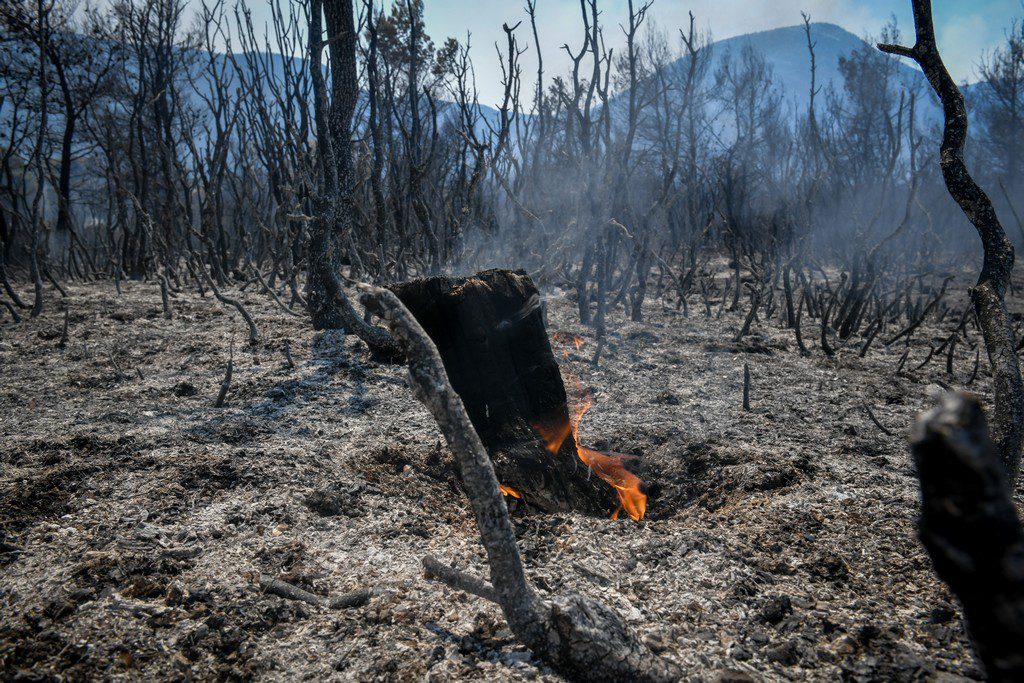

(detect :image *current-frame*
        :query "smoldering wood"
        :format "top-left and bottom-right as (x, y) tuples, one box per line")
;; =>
(359, 285), (681, 683)
(390, 269), (615, 515)
(910, 393), (1024, 681)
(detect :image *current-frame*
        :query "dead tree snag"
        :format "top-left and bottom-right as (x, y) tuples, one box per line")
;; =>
(879, 0), (1024, 478)
(359, 285), (681, 682)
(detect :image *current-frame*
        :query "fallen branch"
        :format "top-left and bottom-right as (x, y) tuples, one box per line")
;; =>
(253, 268), (303, 318)
(862, 403), (894, 436)
(195, 260), (260, 346)
(359, 284), (680, 682)
(423, 555), (499, 603)
(1, 299), (20, 323)
(258, 575), (371, 610)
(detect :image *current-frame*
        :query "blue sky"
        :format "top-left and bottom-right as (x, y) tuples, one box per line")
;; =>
(236, 1), (1020, 106)
(407, 0), (1020, 106)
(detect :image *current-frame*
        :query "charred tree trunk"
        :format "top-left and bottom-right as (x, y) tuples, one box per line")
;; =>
(391, 269), (615, 515)
(879, 0), (1024, 478)
(305, 0), (399, 360)
(911, 393), (1024, 681)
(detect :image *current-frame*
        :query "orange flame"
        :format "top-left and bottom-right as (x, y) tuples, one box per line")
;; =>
(553, 332), (586, 351)
(499, 485), (522, 499)
(569, 399), (647, 521)
(533, 417), (572, 454)
(532, 349), (648, 521)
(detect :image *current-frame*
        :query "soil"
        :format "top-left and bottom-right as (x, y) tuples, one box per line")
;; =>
(1, 277), (1015, 681)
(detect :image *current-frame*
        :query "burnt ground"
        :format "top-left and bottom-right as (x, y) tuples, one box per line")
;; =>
(0, 276), (1017, 681)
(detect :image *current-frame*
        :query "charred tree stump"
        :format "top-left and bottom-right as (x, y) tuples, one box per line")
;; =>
(391, 269), (614, 515)
(359, 285), (680, 682)
(911, 393), (1024, 681)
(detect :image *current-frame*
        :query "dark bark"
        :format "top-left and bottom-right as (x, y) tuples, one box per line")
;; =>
(910, 393), (1024, 681)
(391, 269), (616, 515)
(306, 0), (400, 360)
(879, 0), (1024, 477)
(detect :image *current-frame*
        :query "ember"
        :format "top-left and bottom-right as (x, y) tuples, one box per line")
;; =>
(535, 335), (648, 520)
(552, 331), (586, 350)
(499, 485), (522, 499)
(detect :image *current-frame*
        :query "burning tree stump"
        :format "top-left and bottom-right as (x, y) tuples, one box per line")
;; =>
(358, 285), (680, 681)
(391, 269), (617, 515)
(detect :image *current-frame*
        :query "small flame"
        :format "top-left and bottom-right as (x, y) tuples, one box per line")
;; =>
(532, 349), (648, 521)
(499, 485), (522, 499)
(570, 398), (647, 521)
(533, 417), (572, 454)
(553, 332), (586, 351)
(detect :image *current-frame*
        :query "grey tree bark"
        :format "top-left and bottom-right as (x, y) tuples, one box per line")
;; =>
(307, 0), (400, 359)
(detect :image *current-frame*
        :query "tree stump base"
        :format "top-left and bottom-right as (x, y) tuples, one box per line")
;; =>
(392, 269), (614, 515)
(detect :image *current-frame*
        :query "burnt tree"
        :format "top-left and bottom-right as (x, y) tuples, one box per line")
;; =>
(879, 0), (1024, 478)
(391, 269), (617, 515)
(306, 0), (399, 358)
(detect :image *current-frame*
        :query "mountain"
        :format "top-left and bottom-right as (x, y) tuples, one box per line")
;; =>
(710, 23), (931, 116)
(1, 22), (990, 150)
(614, 22), (955, 135)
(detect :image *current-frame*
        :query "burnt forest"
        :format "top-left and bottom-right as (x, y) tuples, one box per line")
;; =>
(2, 0), (1024, 680)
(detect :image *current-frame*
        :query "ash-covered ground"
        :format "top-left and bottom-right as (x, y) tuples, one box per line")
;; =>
(1, 278), (1011, 681)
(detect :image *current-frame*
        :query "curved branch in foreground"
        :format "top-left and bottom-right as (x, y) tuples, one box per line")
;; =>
(911, 393), (1024, 681)
(879, 0), (1024, 477)
(359, 285), (680, 682)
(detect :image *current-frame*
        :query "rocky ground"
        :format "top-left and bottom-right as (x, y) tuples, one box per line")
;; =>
(1, 275), (1016, 681)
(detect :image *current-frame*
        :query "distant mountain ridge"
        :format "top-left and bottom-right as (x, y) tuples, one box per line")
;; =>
(632, 22), (951, 132)
(1, 21), (989, 146)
